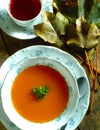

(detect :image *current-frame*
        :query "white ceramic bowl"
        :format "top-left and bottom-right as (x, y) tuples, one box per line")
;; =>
(6, 0), (42, 27)
(1, 57), (79, 130)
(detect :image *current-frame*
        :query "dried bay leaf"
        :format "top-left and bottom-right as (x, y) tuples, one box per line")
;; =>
(34, 22), (58, 44)
(86, 23), (100, 49)
(34, 11), (65, 47)
(52, 12), (69, 35)
(67, 16), (100, 49)
(34, 11), (58, 44)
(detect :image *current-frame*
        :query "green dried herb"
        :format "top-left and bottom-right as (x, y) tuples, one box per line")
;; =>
(32, 85), (49, 100)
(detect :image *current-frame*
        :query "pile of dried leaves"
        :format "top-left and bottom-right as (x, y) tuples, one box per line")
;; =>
(34, 0), (100, 111)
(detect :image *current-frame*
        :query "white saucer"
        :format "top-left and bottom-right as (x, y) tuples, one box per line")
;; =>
(0, 45), (90, 130)
(0, 0), (53, 39)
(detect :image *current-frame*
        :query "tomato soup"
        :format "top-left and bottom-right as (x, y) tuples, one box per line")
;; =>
(9, 0), (41, 20)
(11, 65), (69, 123)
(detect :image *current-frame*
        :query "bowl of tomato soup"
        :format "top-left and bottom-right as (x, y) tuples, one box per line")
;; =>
(1, 57), (79, 130)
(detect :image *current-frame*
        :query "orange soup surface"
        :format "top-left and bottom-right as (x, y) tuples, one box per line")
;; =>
(11, 65), (69, 123)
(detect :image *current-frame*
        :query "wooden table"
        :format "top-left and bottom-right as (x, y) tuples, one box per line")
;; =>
(0, 29), (100, 130)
